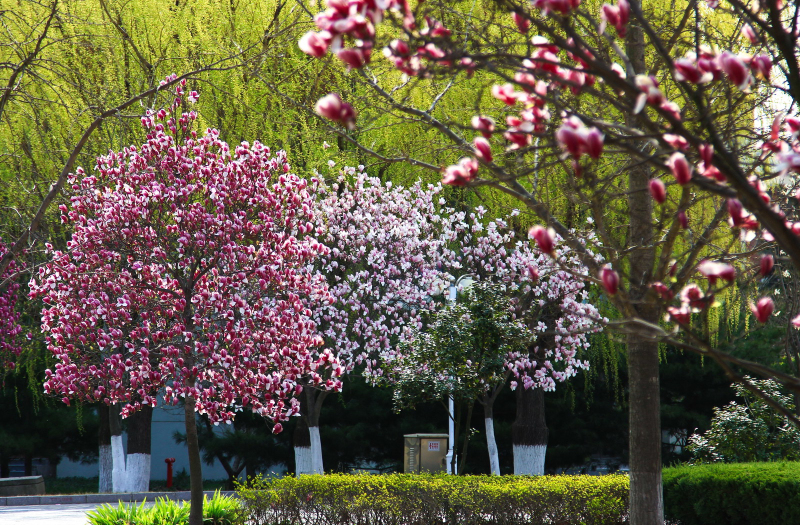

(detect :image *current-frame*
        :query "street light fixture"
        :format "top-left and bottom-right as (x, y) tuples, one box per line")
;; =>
(445, 274), (474, 474)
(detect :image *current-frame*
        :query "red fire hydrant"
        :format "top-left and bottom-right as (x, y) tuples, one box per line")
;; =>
(165, 458), (176, 488)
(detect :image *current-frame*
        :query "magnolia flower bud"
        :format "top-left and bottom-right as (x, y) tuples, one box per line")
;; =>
(649, 179), (666, 203)
(760, 254), (774, 276)
(600, 266), (619, 295)
(750, 297), (774, 323)
(473, 137), (493, 162)
(727, 199), (744, 226)
(529, 225), (555, 255)
(512, 12), (530, 33)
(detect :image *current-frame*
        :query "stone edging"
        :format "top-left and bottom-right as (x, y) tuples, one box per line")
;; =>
(0, 490), (236, 507)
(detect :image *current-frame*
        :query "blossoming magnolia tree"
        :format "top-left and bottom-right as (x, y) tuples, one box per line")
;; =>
(29, 80), (340, 525)
(0, 237), (22, 371)
(419, 208), (600, 475)
(297, 168), (453, 474)
(296, 0), (800, 522)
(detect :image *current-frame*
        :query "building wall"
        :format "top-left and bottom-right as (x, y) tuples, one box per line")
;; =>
(57, 404), (229, 480)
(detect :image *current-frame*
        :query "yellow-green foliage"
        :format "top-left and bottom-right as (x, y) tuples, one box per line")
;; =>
(85, 491), (240, 525)
(664, 462), (800, 525)
(237, 473), (629, 525)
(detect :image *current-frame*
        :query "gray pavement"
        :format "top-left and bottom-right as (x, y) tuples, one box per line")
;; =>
(0, 502), (150, 524)
(0, 491), (234, 525)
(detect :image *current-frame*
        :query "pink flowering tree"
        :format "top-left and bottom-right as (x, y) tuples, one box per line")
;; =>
(0, 237), (23, 372)
(29, 80), (338, 525)
(394, 207), (601, 475)
(294, 0), (800, 521)
(299, 167), (453, 474)
(450, 210), (600, 475)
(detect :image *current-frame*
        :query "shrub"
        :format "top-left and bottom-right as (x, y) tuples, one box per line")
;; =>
(663, 462), (800, 525)
(686, 378), (800, 463)
(236, 473), (629, 525)
(85, 491), (240, 525)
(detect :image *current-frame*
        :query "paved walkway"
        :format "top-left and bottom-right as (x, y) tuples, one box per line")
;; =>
(0, 491), (234, 525)
(0, 502), (148, 524)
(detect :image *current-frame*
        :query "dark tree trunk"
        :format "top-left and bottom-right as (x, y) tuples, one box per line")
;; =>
(293, 386), (328, 475)
(512, 385), (548, 475)
(626, 4), (663, 521)
(124, 405), (152, 492)
(127, 405), (152, 455)
(0, 455), (9, 478)
(24, 455), (32, 476)
(184, 393), (204, 525)
(99, 404), (112, 492)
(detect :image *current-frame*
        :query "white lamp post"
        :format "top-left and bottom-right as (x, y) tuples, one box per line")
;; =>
(445, 274), (473, 475)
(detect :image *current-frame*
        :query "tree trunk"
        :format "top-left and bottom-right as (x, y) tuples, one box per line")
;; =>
(293, 413), (313, 475)
(482, 402), (500, 476)
(293, 387), (327, 475)
(457, 401), (474, 475)
(99, 404), (112, 492)
(626, 2), (663, 521)
(0, 455), (9, 478)
(125, 405), (152, 492)
(184, 393), (204, 525)
(24, 455), (32, 476)
(512, 385), (548, 475)
(109, 405), (129, 493)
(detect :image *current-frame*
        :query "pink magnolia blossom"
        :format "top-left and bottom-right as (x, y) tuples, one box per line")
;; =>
(492, 83), (520, 106)
(599, 0), (629, 38)
(533, 0), (581, 16)
(512, 12), (530, 33)
(556, 116), (604, 159)
(751, 297), (775, 323)
(299, 31), (331, 57)
(651, 282), (674, 301)
(678, 210), (689, 229)
(667, 306), (691, 325)
(742, 24), (759, 45)
(667, 152), (693, 185)
(697, 260), (736, 284)
(720, 51), (752, 90)
(315, 93), (357, 130)
(30, 86), (339, 426)
(472, 116), (496, 138)
(0, 237), (22, 370)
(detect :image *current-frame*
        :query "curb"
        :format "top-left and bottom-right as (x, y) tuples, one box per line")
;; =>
(0, 490), (236, 507)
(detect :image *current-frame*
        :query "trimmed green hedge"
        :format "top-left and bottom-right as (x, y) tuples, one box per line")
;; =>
(236, 473), (629, 525)
(663, 462), (800, 525)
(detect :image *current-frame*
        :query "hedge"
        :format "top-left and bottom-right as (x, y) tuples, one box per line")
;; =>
(236, 473), (629, 525)
(663, 462), (800, 525)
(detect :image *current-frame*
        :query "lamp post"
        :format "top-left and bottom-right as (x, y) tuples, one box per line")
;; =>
(445, 274), (473, 475)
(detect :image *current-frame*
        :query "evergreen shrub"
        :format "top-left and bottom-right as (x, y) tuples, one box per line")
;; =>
(236, 473), (629, 525)
(663, 462), (800, 525)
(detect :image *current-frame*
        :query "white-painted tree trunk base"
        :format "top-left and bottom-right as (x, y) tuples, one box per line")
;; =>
(125, 453), (151, 493)
(295, 446), (313, 476)
(99, 444), (113, 492)
(513, 444), (546, 476)
(111, 435), (129, 493)
(309, 426), (324, 474)
(485, 418), (500, 476)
